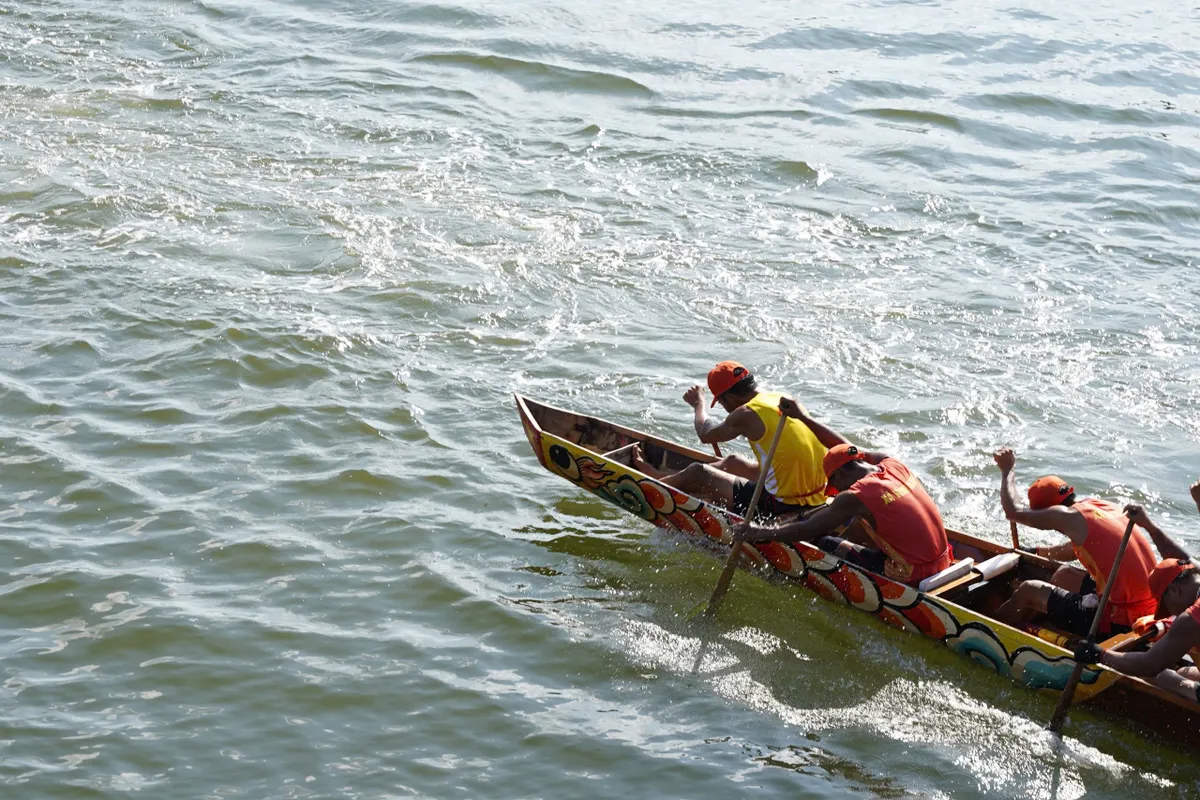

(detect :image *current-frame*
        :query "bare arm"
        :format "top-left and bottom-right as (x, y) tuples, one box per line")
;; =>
(694, 405), (763, 445)
(993, 448), (1088, 543)
(777, 396), (891, 462)
(684, 387), (766, 444)
(1192, 479), (1200, 516)
(1005, 502), (1087, 542)
(1102, 614), (1200, 677)
(1126, 504), (1192, 562)
(1036, 542), (1078, 561)
(743, 492), (867, 544)
(779, 397), (849, 449)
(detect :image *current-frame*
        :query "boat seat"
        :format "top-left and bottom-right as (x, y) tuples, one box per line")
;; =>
(920, 558), (976, 593)
(926, 570), (983, 598)
(602, 442), (638, 465)
(926, 552), (1021, 599)
(604, 441), (660, 469)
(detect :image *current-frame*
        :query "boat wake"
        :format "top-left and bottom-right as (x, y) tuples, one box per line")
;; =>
(615, 617), (1175, 799)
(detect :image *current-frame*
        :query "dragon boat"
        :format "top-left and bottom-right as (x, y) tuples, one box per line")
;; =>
(516, 393), (1200, 747)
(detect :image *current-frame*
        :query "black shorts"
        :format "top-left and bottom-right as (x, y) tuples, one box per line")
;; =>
(730, 479), (809, 519)
(816, 536), (886, 574)
(1045, 584), (1131, 637)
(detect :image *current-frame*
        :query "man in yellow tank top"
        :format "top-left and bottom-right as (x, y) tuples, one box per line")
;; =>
(631, 361), (830, 519)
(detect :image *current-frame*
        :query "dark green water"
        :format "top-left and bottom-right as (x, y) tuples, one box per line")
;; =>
(3, 0), (1200, 796)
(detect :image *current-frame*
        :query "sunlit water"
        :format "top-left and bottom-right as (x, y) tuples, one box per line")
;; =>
(3, 0), (1200, 796)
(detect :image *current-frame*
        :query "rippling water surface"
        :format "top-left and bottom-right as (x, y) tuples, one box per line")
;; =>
(4, 0), (1200, 797)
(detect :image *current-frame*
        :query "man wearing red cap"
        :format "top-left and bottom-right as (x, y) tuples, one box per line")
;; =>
(1072, 504), (1200, 702)
(992, 448), (1159, 636)
(631, 362), (830, 519)
(741, 402), (952, 586)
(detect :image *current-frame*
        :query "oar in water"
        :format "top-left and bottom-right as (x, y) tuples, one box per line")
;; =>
(701, 407), (788, 618)
(1047, 511), (1137, 734)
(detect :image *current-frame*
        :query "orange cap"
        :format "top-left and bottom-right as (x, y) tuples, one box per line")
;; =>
(1148, 558), (1196, 614)
(707, 361), (750, 406)
(822, 444), (866, 496)
(1027, 475), (1075, 510)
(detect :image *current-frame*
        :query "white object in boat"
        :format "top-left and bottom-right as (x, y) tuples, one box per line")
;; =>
(918, 557), (975, 592)
(976, 552), (1020, 580)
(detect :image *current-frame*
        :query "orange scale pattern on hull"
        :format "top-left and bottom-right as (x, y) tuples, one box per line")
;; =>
(902, 602), (950, 639)
(806, 573), (843, 604)
(641, 483), (672, 512)
(877, 607), (910, 632)
(660, 509), (684, 532)
(694, 507), (724, 540)
(828, 567), (867, 606)
(757, 542), (797, 573)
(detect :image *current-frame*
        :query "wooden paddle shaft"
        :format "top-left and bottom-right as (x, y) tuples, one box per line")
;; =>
(712, 442), (723, 458)
(702, 411), (789, 617)
(1047, 514), (1137, 734)
(1010, 520), (1020, 550)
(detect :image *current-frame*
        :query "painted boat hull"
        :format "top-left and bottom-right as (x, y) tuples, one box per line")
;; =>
(516, 394), (1200, 746)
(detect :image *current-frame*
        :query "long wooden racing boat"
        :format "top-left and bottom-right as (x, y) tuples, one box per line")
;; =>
(516, 393), (1200, 747)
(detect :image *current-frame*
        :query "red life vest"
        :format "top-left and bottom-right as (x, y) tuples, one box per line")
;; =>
(847, 458), (952, 586)
(1071, 498), (1157, 627)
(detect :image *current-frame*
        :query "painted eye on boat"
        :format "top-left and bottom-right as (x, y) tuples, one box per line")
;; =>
(549, 445), (581, 480)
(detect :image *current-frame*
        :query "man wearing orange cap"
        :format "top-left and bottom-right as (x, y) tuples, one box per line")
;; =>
(1147, 558), (1200, 619)
(630, 362), (830, 519)
(1073, 505), (1200, 702)
(992, 448), (1158, 636)
(1119, 503), (1196, 640)
(741, 404), (952, 586)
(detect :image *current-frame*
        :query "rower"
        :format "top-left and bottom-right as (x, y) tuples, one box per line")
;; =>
(992, 448), (1158, 637)
(741, 401), (952, 587)
(1075, 558), (1200, 703)
(1073, 499), (1200, 702)
(630, 362), (829, 519)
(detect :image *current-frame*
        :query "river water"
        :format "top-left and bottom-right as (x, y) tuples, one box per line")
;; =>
(3, 0), (1200, 797)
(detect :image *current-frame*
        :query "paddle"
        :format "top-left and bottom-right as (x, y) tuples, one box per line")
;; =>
(1047, 511), (1137, 734)
(1010, 520), (1020, 551)
(701, 407), (788, 618)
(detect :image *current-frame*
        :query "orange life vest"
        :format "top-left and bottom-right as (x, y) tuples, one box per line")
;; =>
(847, 458), (952, 586)
(1072, 498), (1157, 627)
